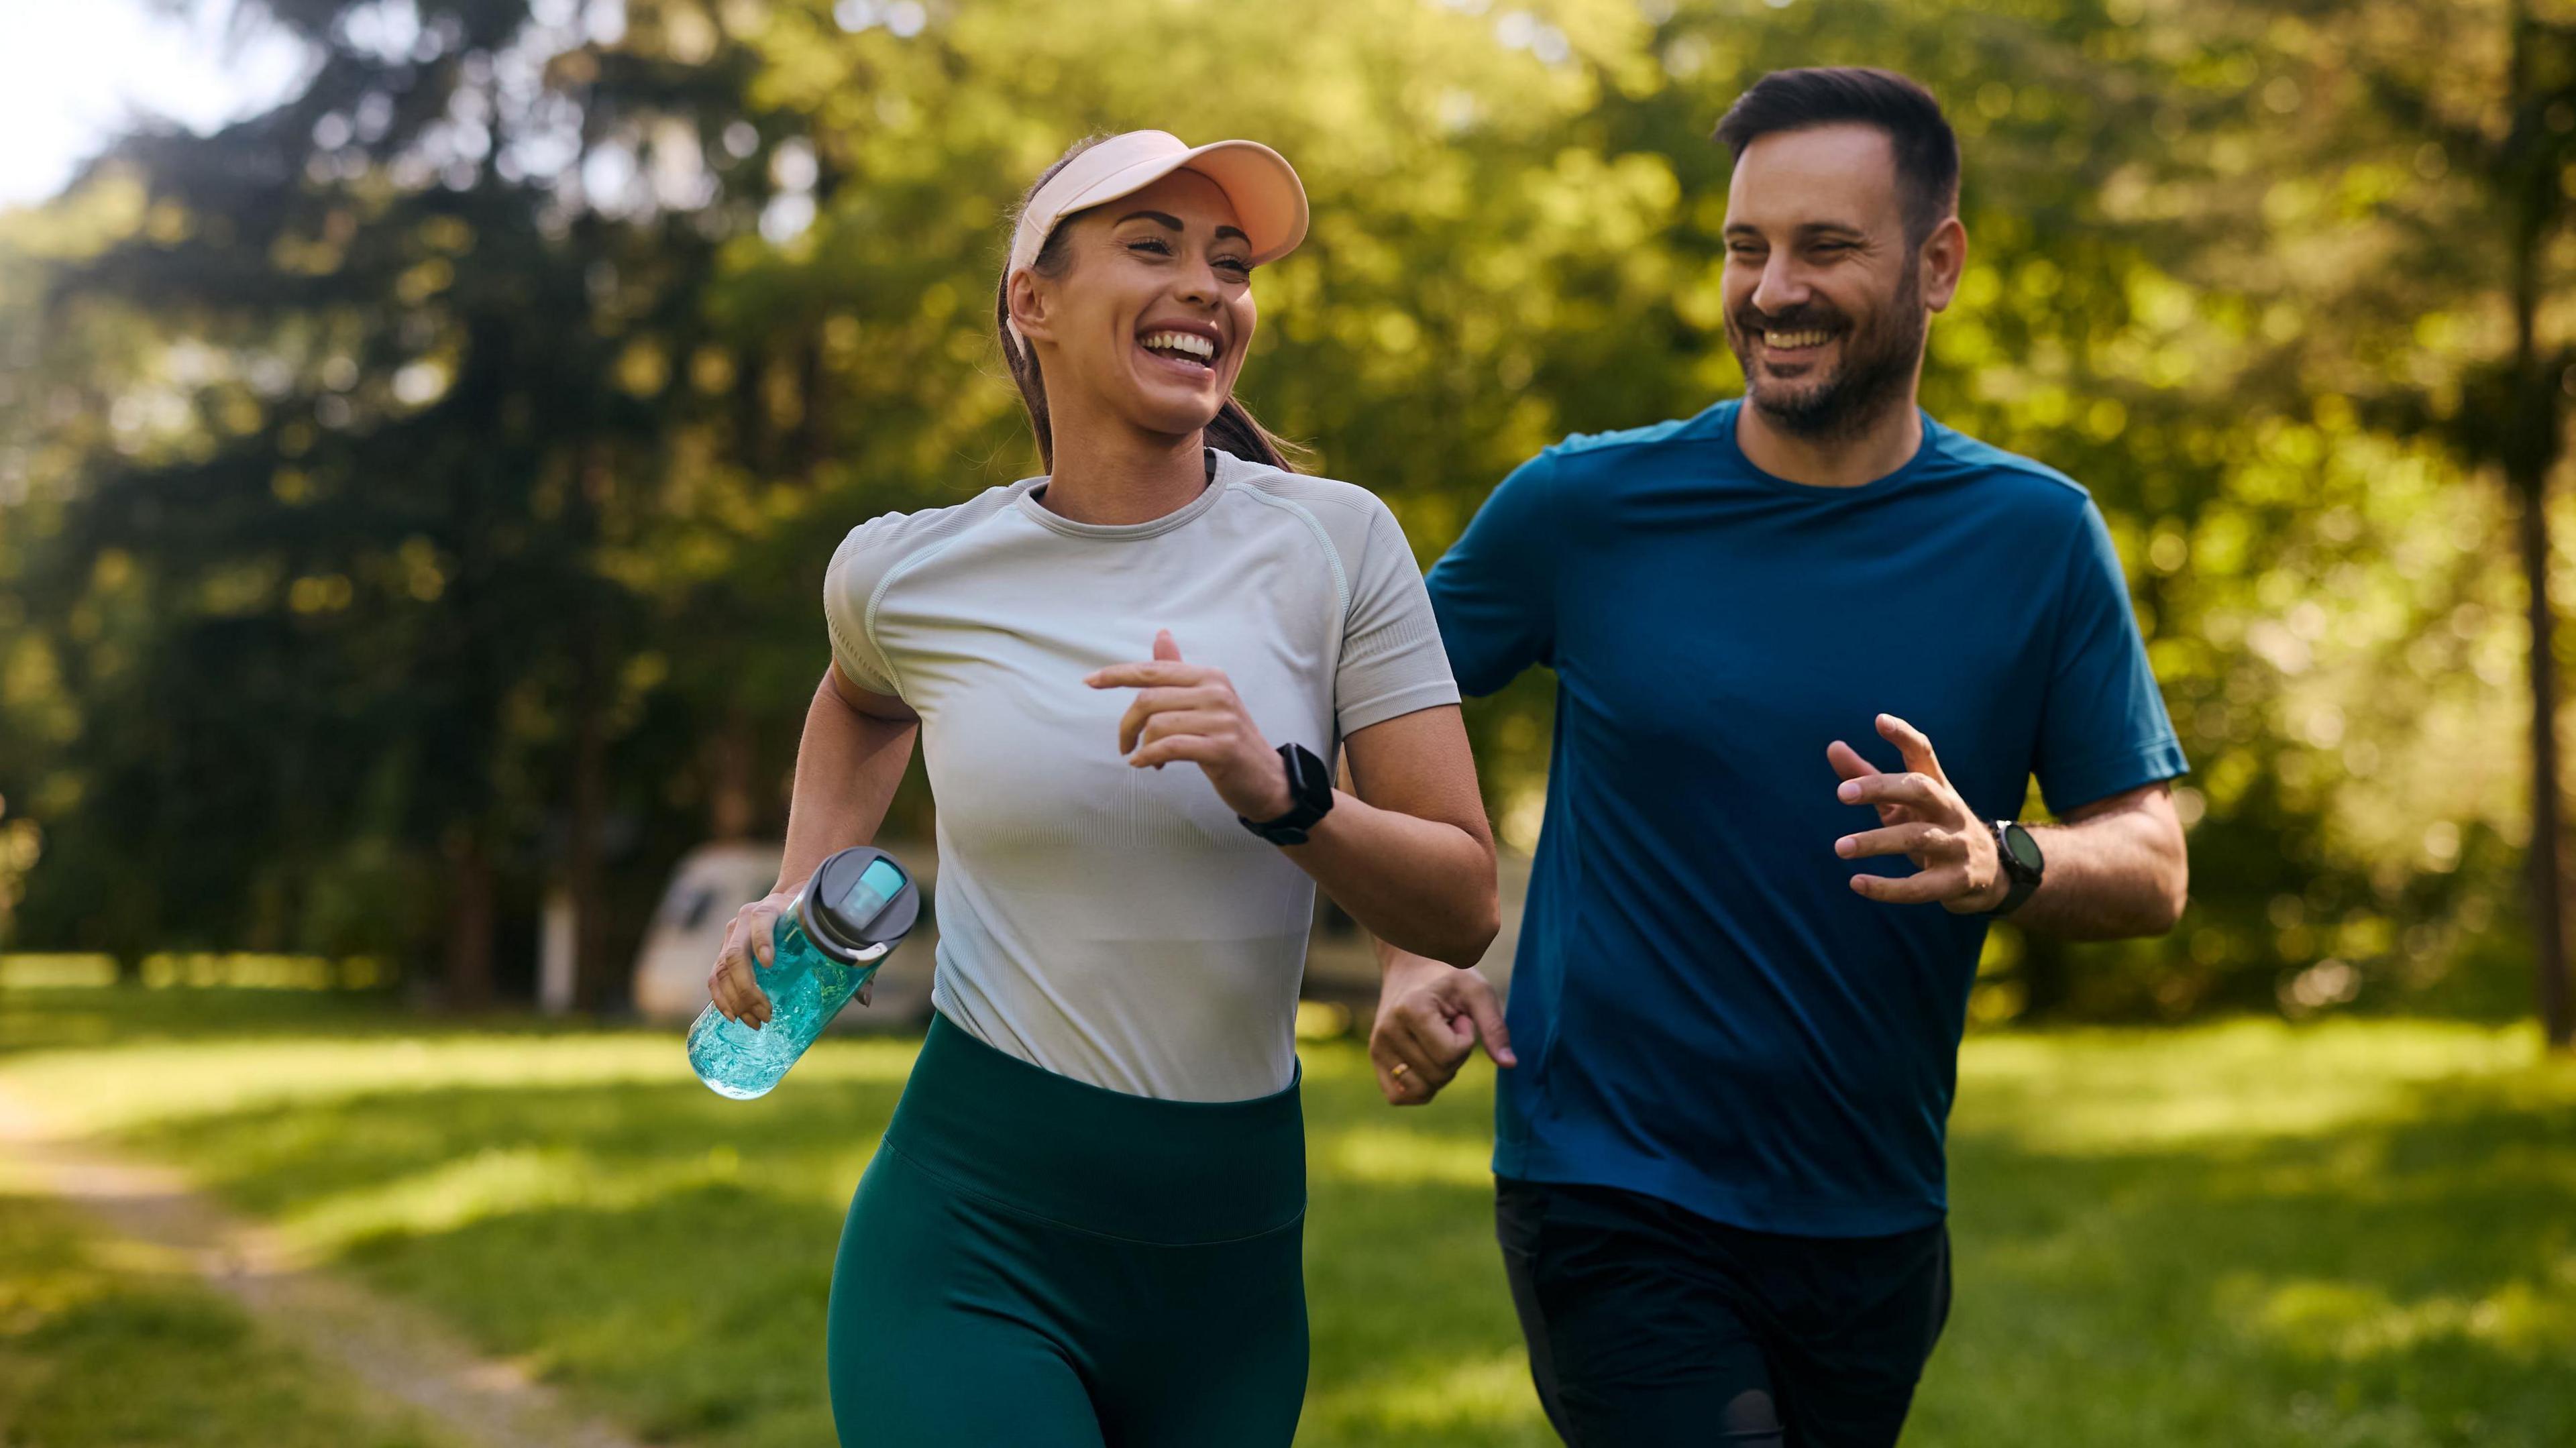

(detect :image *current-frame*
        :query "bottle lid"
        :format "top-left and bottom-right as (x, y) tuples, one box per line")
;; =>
(795, 846), (921, 963)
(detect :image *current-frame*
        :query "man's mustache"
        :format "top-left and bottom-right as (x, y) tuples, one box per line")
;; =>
(1729, 307), (1848, 335)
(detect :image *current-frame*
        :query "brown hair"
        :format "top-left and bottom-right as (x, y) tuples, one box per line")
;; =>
(994, 136), (1302, 474)
(1714, 68), (1960, 247)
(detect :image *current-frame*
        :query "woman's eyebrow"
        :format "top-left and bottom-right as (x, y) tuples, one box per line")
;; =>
(1112, 212), (1252, 248)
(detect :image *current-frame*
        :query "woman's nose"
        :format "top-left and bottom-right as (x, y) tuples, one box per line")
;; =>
(1174, 258), (1222, 308)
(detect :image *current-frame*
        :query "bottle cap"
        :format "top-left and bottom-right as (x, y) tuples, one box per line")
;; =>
(795, 846), (921, 964)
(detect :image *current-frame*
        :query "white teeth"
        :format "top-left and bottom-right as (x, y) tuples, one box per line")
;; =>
(1142, 330), (1216, 361)
(1764, 329), (1831, 349)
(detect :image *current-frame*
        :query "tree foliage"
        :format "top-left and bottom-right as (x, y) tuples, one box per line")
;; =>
(0, 0), (2553, 1024)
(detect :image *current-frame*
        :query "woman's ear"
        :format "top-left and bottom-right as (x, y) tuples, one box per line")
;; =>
(1007, 268), (1055, 346)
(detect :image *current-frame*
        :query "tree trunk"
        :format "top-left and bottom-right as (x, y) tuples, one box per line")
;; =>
(2508, 0), (2574, 1050)
(2518, 485), (2570, 1048)
(568, 633), (616, 1014)
(706, 709), (759, 840)
(794, 327), (826, 485)
(443, 829), (496, 1011)
(569, 444), (620, 1015)
(2018, 928), (2072, 1021)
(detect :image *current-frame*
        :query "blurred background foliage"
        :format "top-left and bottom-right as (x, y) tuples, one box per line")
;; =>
(0, 0), (2565, 1029)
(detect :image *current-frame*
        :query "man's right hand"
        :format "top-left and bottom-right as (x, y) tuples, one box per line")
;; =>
(1369, 952), (1516, 1105)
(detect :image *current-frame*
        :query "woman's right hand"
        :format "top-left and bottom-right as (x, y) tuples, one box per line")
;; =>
(708, 890), (796, 1030)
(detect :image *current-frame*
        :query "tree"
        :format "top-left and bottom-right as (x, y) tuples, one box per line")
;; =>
(0, 0), (2542, 1030)
(14, 0), (788, 1003)
(2141, 0), (2576, 1044)
(2499, 0), (2576, 1046)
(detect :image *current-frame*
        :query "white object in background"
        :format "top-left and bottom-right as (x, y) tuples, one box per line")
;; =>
(628, 838), (943, 1030)
(537, 887), (578, 1015)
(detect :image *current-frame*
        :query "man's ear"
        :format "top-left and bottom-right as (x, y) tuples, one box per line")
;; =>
(1919, 215), (1968, 313)
(1007, 268), (1055, 346)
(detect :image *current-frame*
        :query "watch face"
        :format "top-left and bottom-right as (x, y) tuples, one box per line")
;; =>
(1287, 743), (1334, 811)
(2002, 823), (2045, 874)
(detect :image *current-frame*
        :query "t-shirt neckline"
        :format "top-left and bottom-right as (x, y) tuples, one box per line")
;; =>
(1016, 448), (1235, 540)
(1721, 403), (1941, 499)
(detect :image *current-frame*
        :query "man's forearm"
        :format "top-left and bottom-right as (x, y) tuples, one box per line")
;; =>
(2004, 789), (2188, 940)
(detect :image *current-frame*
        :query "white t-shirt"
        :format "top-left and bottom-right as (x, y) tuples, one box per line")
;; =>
(824, 448), (1461, 1101)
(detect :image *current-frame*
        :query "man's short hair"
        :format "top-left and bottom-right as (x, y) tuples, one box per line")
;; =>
(1713, 68), (1960, 245)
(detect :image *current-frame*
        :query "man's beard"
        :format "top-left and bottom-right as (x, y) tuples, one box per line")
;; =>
(1726, 270), (1926, 443)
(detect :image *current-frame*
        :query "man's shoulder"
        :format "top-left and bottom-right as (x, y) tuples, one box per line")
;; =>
(1922, 419), (2095, 518)
(1541, 400), (1737, 475)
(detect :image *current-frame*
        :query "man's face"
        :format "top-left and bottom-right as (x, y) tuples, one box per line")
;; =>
(1720, 124), (1943, 441)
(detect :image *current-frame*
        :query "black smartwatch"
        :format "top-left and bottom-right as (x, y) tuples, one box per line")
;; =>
(1988, 820), (2044, 917)
(1239, 742), (1334, 846)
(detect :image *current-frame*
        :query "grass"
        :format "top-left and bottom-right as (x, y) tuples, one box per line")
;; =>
(0, 989), (2571, 1447)
(0, 1159), (449, 1446)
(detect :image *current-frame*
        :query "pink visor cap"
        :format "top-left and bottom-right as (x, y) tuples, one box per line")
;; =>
(1005, 131), (1309, 339)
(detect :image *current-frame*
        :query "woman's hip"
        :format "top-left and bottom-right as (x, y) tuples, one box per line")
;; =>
(871, 1010), (1305, 1245)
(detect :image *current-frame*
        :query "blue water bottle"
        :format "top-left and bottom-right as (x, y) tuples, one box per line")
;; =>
(686, 845), (920, 1099)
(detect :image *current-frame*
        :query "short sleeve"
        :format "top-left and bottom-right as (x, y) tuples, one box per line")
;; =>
(822, 516), (906, 700)
(2033, 501), (2189, 815)
(1336, 499), (1463, 737)
(1425, 450), (1561, 697)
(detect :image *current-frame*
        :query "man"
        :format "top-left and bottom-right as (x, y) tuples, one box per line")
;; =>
(1372, 68), (2190, 1447)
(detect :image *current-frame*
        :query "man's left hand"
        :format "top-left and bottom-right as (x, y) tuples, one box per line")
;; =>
(1827, 713), (2008, 914)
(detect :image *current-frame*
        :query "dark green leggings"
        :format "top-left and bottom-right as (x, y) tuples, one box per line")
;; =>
(826, 1014), (1308, 1447)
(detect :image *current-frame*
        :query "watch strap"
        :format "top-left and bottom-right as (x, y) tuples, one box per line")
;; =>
(1988, 820), (2042, 917)
(1239, 742), (1334, 846)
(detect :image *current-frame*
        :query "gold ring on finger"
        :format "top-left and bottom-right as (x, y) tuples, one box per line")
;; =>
(1391, 1062), (1411, 1080)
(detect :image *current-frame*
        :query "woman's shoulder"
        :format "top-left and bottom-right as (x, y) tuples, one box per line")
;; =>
(1222, 453), (1383, 514)
(829, 483), (1028, 588)
(1217, 453), (1403, 557)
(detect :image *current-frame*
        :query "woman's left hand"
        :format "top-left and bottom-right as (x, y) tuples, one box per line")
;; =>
(1086, 630), (1295, 822)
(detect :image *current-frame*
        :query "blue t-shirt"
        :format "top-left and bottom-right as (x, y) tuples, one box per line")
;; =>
(1427, 400), (2187, 1237)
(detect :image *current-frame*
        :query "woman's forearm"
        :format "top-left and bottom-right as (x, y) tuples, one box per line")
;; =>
(775, 669), (920, 894)
(1286, 795), (1497, 966)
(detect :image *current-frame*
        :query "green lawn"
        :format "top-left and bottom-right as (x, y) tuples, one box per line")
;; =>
(1, 989), (2571, 1447)
(0, 1154), (448, 1447)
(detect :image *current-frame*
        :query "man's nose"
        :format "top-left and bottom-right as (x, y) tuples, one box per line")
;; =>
(1750, 254), (1811, 317)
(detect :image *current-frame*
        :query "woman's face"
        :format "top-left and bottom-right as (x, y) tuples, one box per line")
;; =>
(1016, 169), (1258, 443)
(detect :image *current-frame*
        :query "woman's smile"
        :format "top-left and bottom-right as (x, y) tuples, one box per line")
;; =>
(1135, 317), (1226, 390)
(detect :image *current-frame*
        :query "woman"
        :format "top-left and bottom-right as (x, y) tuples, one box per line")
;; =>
(703, 130), (1498, 1447)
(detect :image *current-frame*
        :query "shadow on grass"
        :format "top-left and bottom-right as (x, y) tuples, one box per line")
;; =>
(1925, 1072), (2576, 1448)
(0, 987), (595, 1056)
(15, 992), (2569, 1448)
(0, 1188), (447, 1448)
(111, 1076), (902, 1448)
(107, 1054), (1544, 1448)
(1291, 1059), (1550, 1445)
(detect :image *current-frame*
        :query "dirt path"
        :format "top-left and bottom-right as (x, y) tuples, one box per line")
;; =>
(0, 1090), (657, 1448)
